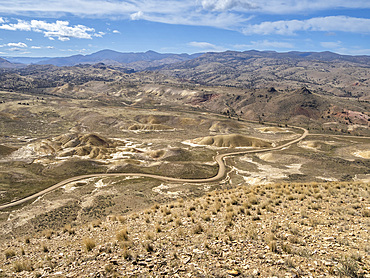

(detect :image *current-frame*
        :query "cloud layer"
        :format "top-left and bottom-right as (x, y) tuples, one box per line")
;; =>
(0, 19), (100, 41)
(0, 0), (368, 30)
(243, 16), (370, 35)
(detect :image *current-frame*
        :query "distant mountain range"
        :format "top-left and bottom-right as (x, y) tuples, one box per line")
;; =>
(1, 49), (369, 99)
(2, 49), (370, 70)
(2, 50), (203, 70)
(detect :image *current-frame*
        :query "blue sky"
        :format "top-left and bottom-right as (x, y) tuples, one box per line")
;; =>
(0, 0), (369, 57)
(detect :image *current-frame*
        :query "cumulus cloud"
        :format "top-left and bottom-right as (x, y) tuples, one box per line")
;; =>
(112, 30), (120, 34)
(7, 42), (28, 47)
(242, 16), (370, 35)
(130, 11), (144, 20)
(0, 17), (5, 23)
(0, 19), (101, 41)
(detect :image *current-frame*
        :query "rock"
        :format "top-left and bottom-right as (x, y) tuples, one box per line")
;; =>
(227, 269), (240, 276)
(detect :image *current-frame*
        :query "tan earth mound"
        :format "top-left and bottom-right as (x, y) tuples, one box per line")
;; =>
(0, 145), (17, 156)
(257, 127), (287, 133)
(353, 150), (370, 159)
(128, 124), (172, 131)
(298, 140), (324, 151)
(56, 133), (112, 148)
(209, 121), (231, 133)
(136, 115), (170, 125)
(193, 134), (271, 148)
(147, 149), (166, 159)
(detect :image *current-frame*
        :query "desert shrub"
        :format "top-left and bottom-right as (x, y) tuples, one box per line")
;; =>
(13, 260), (33, 272)
(193, 223), (203, 234)
(269, 241), (278, 253)
(63, 224), (75, 235)
(83, 237), (96, 252)
(122, 246), (132, 260)
(116, 228), (129, 241)
(42, 245), (49, 253)
(337, 257), (361, 278)
(91, 219), (102, 228)
(143, 242), (154, 253)
(362, 209), (370, 217)
(42, 229), (54, 239)
(5, 249), (16, 259)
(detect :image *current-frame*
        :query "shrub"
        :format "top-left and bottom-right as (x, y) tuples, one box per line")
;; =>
(193, 223), (203, 234)
(116, 228), (129, 241)
(362, 209), (370, 217)
(42, 229), (54, 239)
(269, 241), (278, 253)
(91, 219), (102, 228)
(144, 242), (154, 253)
(42, 245), (49, 253)
(337, 257), (360, 278)
(63, 224), (75, 235)
(5, 249), (16, 259)
(83, 238), (96, 252)
(122, 246), (132, 260)
(13, 260), (33, 272)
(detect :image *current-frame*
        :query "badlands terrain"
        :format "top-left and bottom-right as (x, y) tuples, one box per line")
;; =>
(0, 50), (369, 277)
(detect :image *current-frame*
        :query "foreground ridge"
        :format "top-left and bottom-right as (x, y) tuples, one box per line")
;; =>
(1, 181), (369, 277)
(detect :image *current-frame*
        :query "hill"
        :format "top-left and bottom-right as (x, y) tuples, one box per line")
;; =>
(0, 57), (24, 69)
(20, 50), (203, 70)
(1, 181), (368, 277)
(158, 50), (370, 99)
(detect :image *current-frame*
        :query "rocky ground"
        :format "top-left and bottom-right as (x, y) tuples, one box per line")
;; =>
(0, 181), (369, 277)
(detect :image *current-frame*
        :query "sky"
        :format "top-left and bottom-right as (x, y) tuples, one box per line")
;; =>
(0, 0), (369, 57)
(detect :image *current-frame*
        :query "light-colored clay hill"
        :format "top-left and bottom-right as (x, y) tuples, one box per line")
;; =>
(192, 134), (271, 148)
(128, 124), (172, 131)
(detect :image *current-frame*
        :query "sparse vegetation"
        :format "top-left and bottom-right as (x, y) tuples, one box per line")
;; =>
(83, 237), (96, 252)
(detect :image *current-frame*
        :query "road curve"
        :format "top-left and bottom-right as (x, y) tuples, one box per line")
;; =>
(0, 126), (308, 210)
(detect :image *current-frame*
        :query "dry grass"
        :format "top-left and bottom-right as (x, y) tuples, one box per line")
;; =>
(0, 181), (369, 277)
(83, 237), (96, 252)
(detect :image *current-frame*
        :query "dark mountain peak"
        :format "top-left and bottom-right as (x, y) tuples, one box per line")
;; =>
(267, 87), (277, 93)
(298, 87), (312, 95)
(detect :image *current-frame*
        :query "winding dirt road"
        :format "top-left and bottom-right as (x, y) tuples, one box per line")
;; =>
(0, 127), (308, 210)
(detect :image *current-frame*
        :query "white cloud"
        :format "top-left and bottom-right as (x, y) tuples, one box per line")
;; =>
(0, 1), (369, 35)
(130, 11), (144, 20)
(188, 41), (226, 52)
(202, 0), (257, 11)
(7, 42), (28, 47)
(188, 41), (218, 49)
(26, 38), (32, 41)
(0, 19), (101, 41)
(235, 40), (294, 49)
(243, 16), (370, 35)
(0, 17), (5, 24)
(320, 41), (342, 48)
(112, 30), (120, 34)
(94, 31), (105, 37)
(31, 45), (55, 49)
(201, 0), (370, 13)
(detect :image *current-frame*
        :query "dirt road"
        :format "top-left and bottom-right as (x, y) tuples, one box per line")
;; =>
(0, 127), (308, 210)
